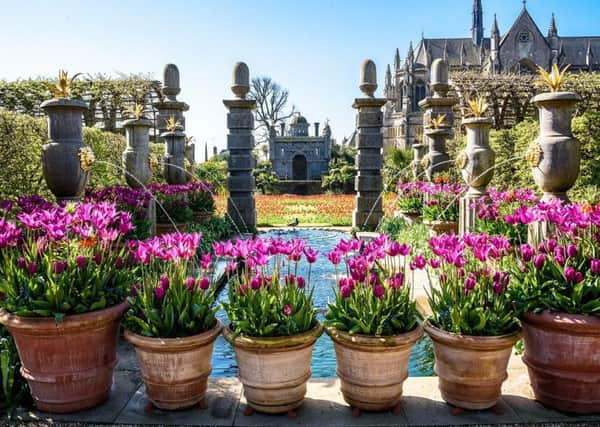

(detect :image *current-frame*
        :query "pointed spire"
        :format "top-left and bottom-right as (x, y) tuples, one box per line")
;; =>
(385, 64), (392, 88)
(522, 0), (527, 10)
(587, 40), (594, 71)
(459, 41), (466, 65)
(204, 140), (208, 162)
(548, 13), (558, 37)
(442, 39), (448, 61)
(408, 41), (414, 59)
(492, 14), (499, 36)
(394, 48), (401, 70)
(472, 0), (484, 46)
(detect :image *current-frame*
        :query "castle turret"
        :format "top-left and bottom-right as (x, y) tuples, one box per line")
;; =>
(394, 48), (401, 71)
(385, 64), (392, 98)
(490, 14), (500, 73)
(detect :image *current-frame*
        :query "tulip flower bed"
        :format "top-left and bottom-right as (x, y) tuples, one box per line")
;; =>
(214, 194), (397, 227)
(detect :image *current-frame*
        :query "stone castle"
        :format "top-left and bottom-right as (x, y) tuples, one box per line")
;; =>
(383, 0), (600, 149)
(268, 113), (331, 181)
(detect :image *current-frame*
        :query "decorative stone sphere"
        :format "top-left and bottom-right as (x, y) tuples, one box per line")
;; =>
(231, 62), (250, 98)
(359, 59), (377, 97)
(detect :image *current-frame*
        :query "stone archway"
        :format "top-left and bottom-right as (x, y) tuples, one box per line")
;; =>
(292, 154), (308, 180)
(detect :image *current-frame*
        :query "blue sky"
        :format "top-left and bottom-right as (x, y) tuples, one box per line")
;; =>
(2, 0), (599, 157)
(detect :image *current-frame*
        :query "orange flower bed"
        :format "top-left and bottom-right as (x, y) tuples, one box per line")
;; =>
(216, 193), (397, 226)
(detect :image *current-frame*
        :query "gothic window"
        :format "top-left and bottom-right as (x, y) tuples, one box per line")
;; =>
(415, 80), (426, 107)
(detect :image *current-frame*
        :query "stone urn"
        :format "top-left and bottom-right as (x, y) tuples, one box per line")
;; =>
(124, 320), (222, 410)
(424, 322), (521, 410)
(162, 128), (188, 185)
(40, 98), (90, 201)
(222, 323), (322, 415)
(424, 127), (451, 181)
(325, 325), (423, 413)
(122, 118), (152, 188)
(529, 92), (581, 201)
(411, 143), (427, 180)
(521, 311), (600, 414)
(459, 117), (495, 194)
(0, 302), (128, 413)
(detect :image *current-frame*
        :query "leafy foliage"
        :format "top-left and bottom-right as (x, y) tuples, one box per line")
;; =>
(187, 216), (235, 254)
(197, 157), (228, 195)
(0, 326), (29, 417)
(253, 161), (280, 194)
(383, 147), (413, 191)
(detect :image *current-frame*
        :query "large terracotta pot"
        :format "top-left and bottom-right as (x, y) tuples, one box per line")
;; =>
(192, 211), (213, 223)
(521, 311), (600, 414)
(424, 220), (458, 236)
(0, 302), (128, 413)
(424, 322), (520, 410)
(124, 320), (222, 410)
(325, 325), (423, 411)
(222, 323), (322, 414)
(155, 222), (188, 235)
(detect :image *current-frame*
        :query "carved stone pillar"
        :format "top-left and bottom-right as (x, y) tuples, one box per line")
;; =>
(458, 117), (495, 234)
(122, 118), (152, 188)
(352, 59), (386, 231)
(418, 59), (458, 181)
(223, 62), (257, 233)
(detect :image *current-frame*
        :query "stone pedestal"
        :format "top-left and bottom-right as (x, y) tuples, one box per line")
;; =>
(122, 118), (152, 188)
(162, 127), (188, 185)
(40, 98), (90, 201)
(352, 59), (385, 231)
(223, 62), (257, 233)
(458, 117), (495, 235)
(418, 59), (458, 182)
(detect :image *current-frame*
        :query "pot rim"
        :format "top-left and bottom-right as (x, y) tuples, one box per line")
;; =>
(423, 219), (458, 226)
(222, 322), (323, 349)
(532, 91), (582, 104)
(41, 98), (89, 110)
(325, 324), (423, 348)
(124, 318), (222, 351)
(122, 118), (153, 127)
(424, 320), (521, 350)
(0, 301), (129, 334)
(522, 310), (600, 335)
(461, 117), (494, 126)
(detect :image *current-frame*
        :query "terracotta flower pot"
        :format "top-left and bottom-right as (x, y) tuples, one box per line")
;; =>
(424, 220), (458, 236)
(192, 211), (213, 223)
(325, 325), (423, 411)
(521, 311), (600, 414)
(424, 322), (520, 410)
(124, 320), (222, 410)
(155, 222), (188, 235)
(222, 323), (323, 414)
(0, 302), (128, 413)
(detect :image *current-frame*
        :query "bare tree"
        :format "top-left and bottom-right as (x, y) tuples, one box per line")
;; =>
(250, 77), (295, 143)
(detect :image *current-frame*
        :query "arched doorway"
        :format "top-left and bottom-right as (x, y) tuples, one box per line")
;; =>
(292, 154), (307, 180)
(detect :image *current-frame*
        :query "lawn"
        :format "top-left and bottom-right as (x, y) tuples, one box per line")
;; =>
(216, 193), (397, 227)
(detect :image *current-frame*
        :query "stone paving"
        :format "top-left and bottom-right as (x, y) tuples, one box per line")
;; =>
(9, 334), (600, 427)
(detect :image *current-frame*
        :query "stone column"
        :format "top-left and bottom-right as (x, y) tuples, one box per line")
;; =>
(162, 123), (188, 185)
(458, 117), (495, 234)
(122, 118), (152, 188)
(40, 98), (90, 201)
(153, 64), (190, 138)
(352, 59), (386, 231)
(418, 59), (458, 181)
(223, 62), (257, 233)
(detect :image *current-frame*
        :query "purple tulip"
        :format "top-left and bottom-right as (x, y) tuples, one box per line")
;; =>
(154, 286), (165, 300)
(373, 284), (385, 299)
(533, 253), (547, 270)
(303, 248), (319, 264)
(199, 277), (210, 290)
(296, 276), (306, 289)
(27, 261), (37, 275)
(185, 277), (196, 291)
(53, 260), (67, 274)
(520, 244), (534, 262)
(76, 255), (87, 269)
(93, 252), (102, 265)
(591, 259), (600, 275)
(340, 284), (352, 298)
(283, 304), (293, 316)
(566, 244), (578, 259)
(17, 257), (26, 269)
(464, 273), (477, 294)
(159, 275), (170, 290)
(554, 255), (565, 266)
(115, 256), (124, 269)
(564, 266), (577, 282)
